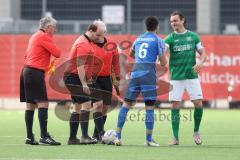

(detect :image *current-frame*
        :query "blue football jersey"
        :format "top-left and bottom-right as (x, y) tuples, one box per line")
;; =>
(125, 32), (165, 102)
(133, 32), (165, 64)
(131, 32), (165, 75)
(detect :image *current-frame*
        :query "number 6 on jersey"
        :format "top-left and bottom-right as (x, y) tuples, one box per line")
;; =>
(139, 42), (148, 58)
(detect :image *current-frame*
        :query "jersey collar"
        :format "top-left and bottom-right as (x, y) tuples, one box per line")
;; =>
(95, 37), (107, 48)
(40, 29), (45, 32)
(83, 34), (92, 43)
(174, 30), (188, 35)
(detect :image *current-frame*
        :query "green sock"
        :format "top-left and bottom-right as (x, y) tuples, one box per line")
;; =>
(194, 107), (203, 132)
(171, 109), (180, 140)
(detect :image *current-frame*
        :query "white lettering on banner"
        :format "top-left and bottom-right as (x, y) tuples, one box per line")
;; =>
(157, 53), (240, 86)
(200, 72), (240, 84)
(204, 53), (240, 67)
(158, 73), (240, 85)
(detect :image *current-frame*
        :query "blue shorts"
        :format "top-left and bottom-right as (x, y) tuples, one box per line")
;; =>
(124, 70), (157, 102)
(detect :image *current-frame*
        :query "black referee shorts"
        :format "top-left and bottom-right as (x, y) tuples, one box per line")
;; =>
(94, 76), (112, 105)
(64, 73), (101, 104)
(20, 66), (48, 104)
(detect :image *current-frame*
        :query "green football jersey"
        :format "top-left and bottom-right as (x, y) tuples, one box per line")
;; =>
(164, 30), (202, 80)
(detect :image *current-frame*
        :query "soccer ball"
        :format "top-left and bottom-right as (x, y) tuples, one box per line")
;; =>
(102, 130), (118, 145)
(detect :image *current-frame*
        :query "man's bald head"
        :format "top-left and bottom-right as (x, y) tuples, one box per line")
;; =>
(93, 20), (107, 33)
(87, 20), (106, 33)
(86, 20), (107, 43)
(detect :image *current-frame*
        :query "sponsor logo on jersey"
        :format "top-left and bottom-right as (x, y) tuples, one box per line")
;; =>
(174, 39), (179, 42)
(173, 44), (192, 52)
(186, 36), (192, 41)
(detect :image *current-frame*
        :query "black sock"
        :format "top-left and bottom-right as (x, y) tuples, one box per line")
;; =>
(25, 110), (34, 139)
(93, 112), (104, 136)
(69, 112), (80, 139)
(79, 110), (90, 137)
(93, 115), (107, 138)
(93, 126), (98, 138)
(38, 108), (48, 138)
(103, 115), (107, 126)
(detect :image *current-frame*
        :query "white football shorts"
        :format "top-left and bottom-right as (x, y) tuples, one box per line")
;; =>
(169, 78), (203, 101)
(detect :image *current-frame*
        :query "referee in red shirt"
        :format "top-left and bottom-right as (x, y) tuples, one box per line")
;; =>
(64, 20), (107, 144)
(20, 16), (61, 145)
(92, 32), (120, 141)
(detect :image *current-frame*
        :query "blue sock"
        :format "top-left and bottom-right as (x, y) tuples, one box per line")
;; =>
(146, 134), (152, 142)
(145, 109), (154, 141)
(117, 106), (129, 139)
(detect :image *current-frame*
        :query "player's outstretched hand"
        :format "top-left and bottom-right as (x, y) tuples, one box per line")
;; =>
(193, 63), (203, 73)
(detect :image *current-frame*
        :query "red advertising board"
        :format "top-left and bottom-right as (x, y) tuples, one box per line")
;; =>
(0, 35), (239, 100)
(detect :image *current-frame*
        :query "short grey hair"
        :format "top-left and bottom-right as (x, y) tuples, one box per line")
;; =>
(39, 16), (57, 29)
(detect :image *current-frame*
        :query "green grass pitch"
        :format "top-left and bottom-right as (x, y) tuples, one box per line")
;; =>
(0, 109), (239, 160)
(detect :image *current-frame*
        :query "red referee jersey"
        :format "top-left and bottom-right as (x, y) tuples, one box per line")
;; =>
(93, 37), (120, 78)
(66, 34), (95, 79)
(24, 30), (61, 71)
